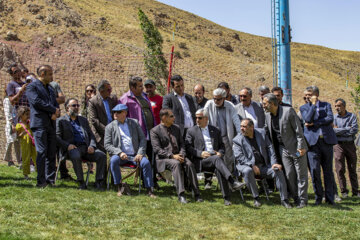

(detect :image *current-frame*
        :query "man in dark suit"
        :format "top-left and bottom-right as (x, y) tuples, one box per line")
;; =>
(88, 80), (118, 153)
(271, 87), (292, 107)
(150, 108), (202, 204)
(263, 93), (308, 208)
(185, 108), (244, 205)
(300, 86), (337, 205)
(56, 98), (106, 190)
(233, 118), (291, 208)
(26, 65), (60, 187)
(235, 87), (265, 128)
(162, 75), (196, 137)
(193, 84), (208, 110)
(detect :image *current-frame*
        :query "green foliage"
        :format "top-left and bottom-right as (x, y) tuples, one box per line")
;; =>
(138, 8), (168, 95)
(351, 74), (360, 112)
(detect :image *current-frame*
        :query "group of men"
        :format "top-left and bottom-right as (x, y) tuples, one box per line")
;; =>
(6, 63), (360, 207)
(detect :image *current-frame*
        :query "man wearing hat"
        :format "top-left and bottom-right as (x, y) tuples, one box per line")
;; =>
(144, 79), (163, 126)
(104, 104), (156, 198)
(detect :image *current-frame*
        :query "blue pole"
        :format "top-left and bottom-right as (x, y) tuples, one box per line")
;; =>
(277, 0), (292, 104)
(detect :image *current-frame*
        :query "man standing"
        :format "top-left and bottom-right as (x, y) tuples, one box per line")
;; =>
(88, 80), (118, 153)
(333, 98), (359, 198)
(185, 109), (244, 205)
(193, 84), (208, 110)
(56, 98), (106, 189)
(262, 93), (308, 208)
(6, 63), (29, 108)
(300, 86), (337, 205)
(144, 79), (163, 126)
(233, 118), (291, 208)
(162, 75), (196, 137)
(218, 82), (239, 105)
(105, 104), (156, 198)
(26, 65), (59, 187)
(235, 87), (265, 128)
(271, 87), (292, 107)
(203, 88), (241, 173)
(150, 109), (202, 203)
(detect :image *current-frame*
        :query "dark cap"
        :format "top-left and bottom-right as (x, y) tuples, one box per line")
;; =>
(144, 79), (156, 86)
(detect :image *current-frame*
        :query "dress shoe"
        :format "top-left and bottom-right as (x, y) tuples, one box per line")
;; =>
(231, 181), (246, 191)
(36, 183), (48, 188)
(95, 181), (105, 191)
(326, 201), (336, 206)
(204, 182), (212, 190)
(78, 181), (87, 190)
(334, 194), (342, 202)
(314, 200), (322, 206)
(296, 200), (307, 209)
(178, 195), (188, 204)
(224, 199), (232, 206)
(8, 161), (15, 167)
(253, 198), (261, 207)
(195, 195), (204, 202)
(281, 200), (292, 209)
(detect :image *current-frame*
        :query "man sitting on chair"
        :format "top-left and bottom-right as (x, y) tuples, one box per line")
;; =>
(150, 108), (202, 204)
(104, 104), (156, 198)
(56, 98), (106, 190)
(185, 108), (245, 206)
(233, 118), (291, 208)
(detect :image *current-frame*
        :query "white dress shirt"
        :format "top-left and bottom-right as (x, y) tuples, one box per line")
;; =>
(244, 103), (258, 128)
(201, 126), (214, 152)
(176, 93), (194, 128)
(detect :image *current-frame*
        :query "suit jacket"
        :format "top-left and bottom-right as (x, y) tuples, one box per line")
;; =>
(235, 101), (265, 128)
(26, 79), (58, 129)
(88, 93), (118, 144)
(150, 124), (185, 173)
(300, 101), (337, 146)
(185, 124), (225, 172)
(265, 106), (307, 154)
(193, 96), (208, 110)
(104, 118), (146, 157)
(233, 128), (278, 172)
(56, 114), (97, 161)
(162, 92), (196, 135)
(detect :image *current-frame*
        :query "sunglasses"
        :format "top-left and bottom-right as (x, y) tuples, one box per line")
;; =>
(213, 97), (223, 101)
(86, 89), (94, 93)
(70, 104), (80, 108)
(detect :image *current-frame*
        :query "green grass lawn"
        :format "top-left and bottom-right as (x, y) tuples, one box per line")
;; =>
(1, 164), (360, 240)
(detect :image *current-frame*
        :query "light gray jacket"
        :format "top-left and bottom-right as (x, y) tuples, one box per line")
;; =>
(104, 118), (146, 156)
(235, 101), (265, 128)
(265, 106), (307, 154)
(204, 100), (241, 146)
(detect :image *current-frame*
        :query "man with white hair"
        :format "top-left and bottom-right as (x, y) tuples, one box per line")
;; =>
(203, 88), (241, 173)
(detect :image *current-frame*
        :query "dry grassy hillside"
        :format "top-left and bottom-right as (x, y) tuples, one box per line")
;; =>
(0, 0), (360, 110)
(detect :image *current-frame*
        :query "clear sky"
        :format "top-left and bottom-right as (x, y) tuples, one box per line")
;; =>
(156, 0), (360, 52)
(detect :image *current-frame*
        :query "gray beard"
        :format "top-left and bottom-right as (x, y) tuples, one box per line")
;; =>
(69, 109), (78, 117)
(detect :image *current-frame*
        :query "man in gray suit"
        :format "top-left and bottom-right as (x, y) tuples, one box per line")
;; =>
(104, 104), (155, 197)
(56, 98), (106, 190)
(233, 118), (291, 208)
(235, 87), (265, 128)
(104, 104), (155, 198)
(262, 93), (308, 208)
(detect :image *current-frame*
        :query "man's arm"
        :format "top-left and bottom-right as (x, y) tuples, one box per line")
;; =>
(8, 83), (28, 105)
(88, 100), (106, 141)
(233, 136), (254, 167)
(26, 83), (56, 114)
(288, 108), (307, 150)
(104, 124), (121, 156)
(334, 114), (359, 137)
(231, 106), (242, 134)
(184, 129), (202, 158)
(82, 117), (97, 149)
(56, 118), (71, 150)
(150, 128), (172, 159)
(265, 134), (278, 166)
(300, 104), (317, 123)
(313, 102), (334, 127)
(135, 120), (147, 156)
(162, 95), (172, 109)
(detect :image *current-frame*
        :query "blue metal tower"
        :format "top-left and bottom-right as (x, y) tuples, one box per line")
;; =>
(271, 0), (292, 104)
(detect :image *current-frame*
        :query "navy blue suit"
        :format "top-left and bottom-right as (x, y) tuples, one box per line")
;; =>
(26, 79), (59, 185)
(300, 101), (337, 204)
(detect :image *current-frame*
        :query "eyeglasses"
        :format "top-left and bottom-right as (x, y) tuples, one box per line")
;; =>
(86, 89), (94, 93)
(196, 117), (204, 120)
(213, 97), (223, 102)
(70, 104), (80, 108)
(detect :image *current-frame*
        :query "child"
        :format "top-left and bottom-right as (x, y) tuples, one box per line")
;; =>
(15, 106), (37, 179)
